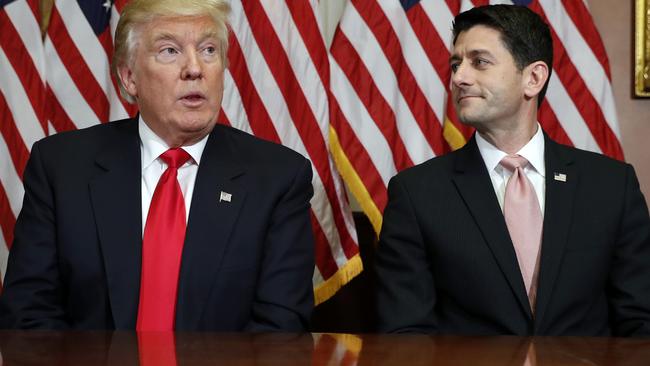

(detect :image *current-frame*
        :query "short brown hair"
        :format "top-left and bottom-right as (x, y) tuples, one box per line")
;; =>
(453, 5), (553, 107)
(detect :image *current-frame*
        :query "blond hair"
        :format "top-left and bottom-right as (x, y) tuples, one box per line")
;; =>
(112, 0), (231, 104)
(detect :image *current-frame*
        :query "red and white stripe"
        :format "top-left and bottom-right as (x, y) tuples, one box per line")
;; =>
(0, 0), (135, 285)
(0, 0), (46, 286)
(223, 0), (360, 304)
(2, 0), (617, 302)
(330, 0), (458, 232)
(532, 0), (622, 157)
(0, 0), (361, 302)
(330, 0), (623, 234)
(44, 0), (135, 135)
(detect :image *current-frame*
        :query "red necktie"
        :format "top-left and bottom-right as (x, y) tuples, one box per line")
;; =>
(137, 148), (191, 331)
(501, 155), (543, 312)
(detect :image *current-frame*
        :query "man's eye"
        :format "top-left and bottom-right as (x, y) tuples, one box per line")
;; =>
(450, 63), (459, 73)
(473, 58), (489, 67)
(204, 46), (216, 54)
(162, 47), (178, 55)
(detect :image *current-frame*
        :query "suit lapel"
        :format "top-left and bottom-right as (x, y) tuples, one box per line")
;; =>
(175, 126), (247, 330)
(451, 137), (532, 318)
(534, 136), (577, 328)
(88, 119), (143, 329)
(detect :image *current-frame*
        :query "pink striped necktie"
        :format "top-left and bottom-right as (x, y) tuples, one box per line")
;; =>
(500, 154), (543, 312)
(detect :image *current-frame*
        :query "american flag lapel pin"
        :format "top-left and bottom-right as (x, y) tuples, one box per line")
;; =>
(554, 172), (567, 182)
(219, 191), (232, 203)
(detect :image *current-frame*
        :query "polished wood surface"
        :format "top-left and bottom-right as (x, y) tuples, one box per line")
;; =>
(1, 331), (649, 365)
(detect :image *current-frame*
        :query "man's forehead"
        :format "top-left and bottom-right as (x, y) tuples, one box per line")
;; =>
(455, 25), (502, 43)
(452, 26), (505, 54)
(142, 16), (219, 40)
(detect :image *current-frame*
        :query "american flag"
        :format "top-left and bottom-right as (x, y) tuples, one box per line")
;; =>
(329, 0), (623, 234)
(222, 1), (360, 304)
(44, 0), (136, 132)
(0, 0), (361, 304)
(0, 0), (46, 290)
(0, 0), (622, 301)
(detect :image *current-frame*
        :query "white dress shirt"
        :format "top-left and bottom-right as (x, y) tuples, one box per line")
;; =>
(139, 117), (209, 235)
(475, 124), (546, 215)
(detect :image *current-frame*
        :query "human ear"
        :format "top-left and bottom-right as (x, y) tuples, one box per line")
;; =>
(117, 64), (138, 98)
(523, 61), (549, 99)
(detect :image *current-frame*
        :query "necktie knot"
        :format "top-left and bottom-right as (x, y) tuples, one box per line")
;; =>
(160, 148), (191, 169)
(500, 154), (529, 172)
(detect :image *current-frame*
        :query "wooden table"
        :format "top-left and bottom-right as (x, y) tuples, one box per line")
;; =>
(1, 331), (649, 365)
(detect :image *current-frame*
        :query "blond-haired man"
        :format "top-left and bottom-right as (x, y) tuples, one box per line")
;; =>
(0, 0), (315, 332)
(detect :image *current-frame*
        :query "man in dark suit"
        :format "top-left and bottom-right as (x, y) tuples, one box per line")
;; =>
(376, 5), (650, 336)
(0, 0), (314, 331)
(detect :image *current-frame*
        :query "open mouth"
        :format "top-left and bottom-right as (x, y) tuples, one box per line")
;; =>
(180, 93), (206, 106)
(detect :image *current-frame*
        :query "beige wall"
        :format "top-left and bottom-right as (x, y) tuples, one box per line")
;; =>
(590, 1), (650, 206)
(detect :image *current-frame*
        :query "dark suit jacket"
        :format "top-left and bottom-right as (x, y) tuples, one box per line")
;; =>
(376, 133), (650, 336)
(0, 118), (315, 331)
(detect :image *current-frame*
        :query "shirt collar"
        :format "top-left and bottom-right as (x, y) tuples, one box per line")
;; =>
(138, 116), (210, 170)
(476, 123), (546, 177)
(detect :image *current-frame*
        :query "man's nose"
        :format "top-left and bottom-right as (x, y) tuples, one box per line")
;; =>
(181, 50), (202, 80)
(451, 62), (471, 88)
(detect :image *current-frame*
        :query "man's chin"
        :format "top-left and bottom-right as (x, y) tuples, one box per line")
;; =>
(456, 112), (482, 128)
(168, 117), (215, 142)
(177, 113), (218, 130)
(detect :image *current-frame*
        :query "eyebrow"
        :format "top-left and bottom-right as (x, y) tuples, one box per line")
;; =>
(152, 32), (176, 43)
(151, 30), (220, 44)
(449, 49), (495, 64)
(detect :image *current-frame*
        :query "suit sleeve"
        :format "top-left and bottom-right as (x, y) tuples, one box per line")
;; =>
(375, 175), (438, 333)
(246, 158), (315, 332)
(0, 141), (69, 329)
(609, 164), (650, 337)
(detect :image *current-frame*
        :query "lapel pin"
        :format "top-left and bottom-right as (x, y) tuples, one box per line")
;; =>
(219, 191), (232, 203)
(554, 172), (567, 182)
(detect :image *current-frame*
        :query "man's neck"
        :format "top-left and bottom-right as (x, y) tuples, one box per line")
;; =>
(477, 121), (539, 154)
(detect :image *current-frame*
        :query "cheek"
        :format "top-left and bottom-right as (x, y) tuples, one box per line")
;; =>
(450, 85), (460, 99)
(140, 63), (175, 86)
(214, 68), (225, 86)
(210, 70), (225, 99)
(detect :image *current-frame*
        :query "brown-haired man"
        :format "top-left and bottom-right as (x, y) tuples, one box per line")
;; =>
(376, 5), (650, 337)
